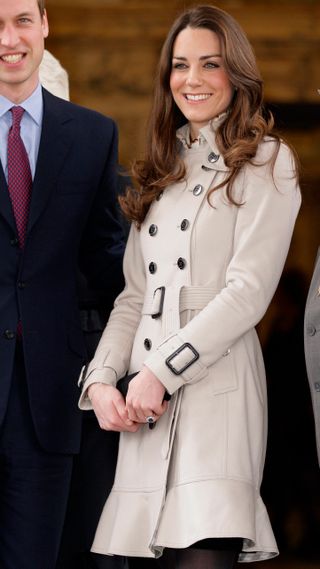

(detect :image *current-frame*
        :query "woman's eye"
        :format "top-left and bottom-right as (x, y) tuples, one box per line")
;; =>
(172, 63), (188, 70)
(204, 61), (218, 69)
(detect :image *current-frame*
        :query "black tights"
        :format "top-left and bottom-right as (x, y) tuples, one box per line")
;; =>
(157, 547), (238, 569)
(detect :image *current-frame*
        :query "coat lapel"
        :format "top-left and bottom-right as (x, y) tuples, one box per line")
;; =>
(0, 155), (16, 234)
(27, 88), (75, 233)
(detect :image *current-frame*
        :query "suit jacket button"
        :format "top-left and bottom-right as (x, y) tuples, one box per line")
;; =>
(18, 281), (26, 289)
(4, 329), (15, 340)
(193, 184), (204, 196)
(208, 151), (219, 163)
(149, 224), (158, 236)
(144, 338), (152, 350)
(177, 257), (186, 270)
(10, 237), (19, 247)
(180, 219), (189, 231)
(307, 325), (316, 336)
(149, 262), (157, 274)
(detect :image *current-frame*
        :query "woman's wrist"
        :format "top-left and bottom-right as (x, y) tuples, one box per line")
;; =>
(87, 382), (105, 401)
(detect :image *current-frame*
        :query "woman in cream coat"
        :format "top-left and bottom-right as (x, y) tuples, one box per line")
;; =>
(80, 6), (301, 568)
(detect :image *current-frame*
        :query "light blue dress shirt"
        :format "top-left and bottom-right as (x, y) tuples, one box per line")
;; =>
(0, 83), (43, 182)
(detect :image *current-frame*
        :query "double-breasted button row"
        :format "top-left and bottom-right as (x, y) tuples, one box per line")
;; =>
(149, 262), (157, 274)
(307, 325), (316, 337)
(208, 151), (219, 163)
(193, 184), (204, 196)
(180, 219), (189, 231)
(150, 258), (187, 272)
(150, 221), (189, 234)
(149, 224), (158, 236)
(144, 338), (152, 350)
(177, 257), (186, 270)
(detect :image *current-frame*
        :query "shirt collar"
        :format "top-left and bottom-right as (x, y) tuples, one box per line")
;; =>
(0, 82), (43, 125)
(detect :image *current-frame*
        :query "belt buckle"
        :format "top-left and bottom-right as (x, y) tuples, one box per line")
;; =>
(151, 286), (165, 319)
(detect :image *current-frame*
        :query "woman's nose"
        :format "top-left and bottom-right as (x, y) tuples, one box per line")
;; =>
(185, 67), (202, 87)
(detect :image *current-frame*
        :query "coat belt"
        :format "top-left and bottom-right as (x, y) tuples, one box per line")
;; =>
(142, 285), (218, 316)
(142, 285), (218, 338)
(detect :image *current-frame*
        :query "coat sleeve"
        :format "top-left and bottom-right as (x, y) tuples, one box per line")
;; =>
(79, 223), (146, 408)
(144, 141), (302, 394)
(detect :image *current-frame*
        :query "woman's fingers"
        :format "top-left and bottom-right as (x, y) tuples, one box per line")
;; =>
(126, 367), (169, 424)
(89, 383), (140, 432)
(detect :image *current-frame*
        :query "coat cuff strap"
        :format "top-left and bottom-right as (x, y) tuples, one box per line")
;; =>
(145, 334), (207, 394)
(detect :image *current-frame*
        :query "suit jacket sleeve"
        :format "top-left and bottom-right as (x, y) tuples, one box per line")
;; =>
(78, 119), (125, 303)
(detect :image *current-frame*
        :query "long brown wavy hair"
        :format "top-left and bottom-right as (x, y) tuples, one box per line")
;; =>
(120, 4), (297, 227)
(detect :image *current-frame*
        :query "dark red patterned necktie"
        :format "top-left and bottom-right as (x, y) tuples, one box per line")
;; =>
(7, 106), (32, 249)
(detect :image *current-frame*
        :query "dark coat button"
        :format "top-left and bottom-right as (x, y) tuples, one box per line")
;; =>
(149, 262), (157, 274)
(208, 151), (219, 163)
(10, 237), (19, 247)
(180, 219), (189, 231)
(18, 281), (26, 289)
(177, 257), (186, 270)
(149, 224), (158, 236)
(193, 184), (204, 196)
(144, 338), (152, 350)
(307, 325), (316, 336)
(4, 329), (15, 340)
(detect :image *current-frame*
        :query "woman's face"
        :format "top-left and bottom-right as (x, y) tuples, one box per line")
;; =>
(170, 26), (234, 138)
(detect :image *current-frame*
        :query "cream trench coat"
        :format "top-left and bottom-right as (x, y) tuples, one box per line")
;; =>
(79, 117), (301, 562)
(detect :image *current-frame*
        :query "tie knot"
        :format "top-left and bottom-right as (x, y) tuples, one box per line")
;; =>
(10, 106), (25, 128)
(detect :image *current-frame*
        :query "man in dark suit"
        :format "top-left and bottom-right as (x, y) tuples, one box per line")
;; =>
(0, 1), (125, 568)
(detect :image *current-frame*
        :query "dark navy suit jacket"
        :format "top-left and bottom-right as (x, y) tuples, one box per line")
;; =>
(0, 88), (125, 454)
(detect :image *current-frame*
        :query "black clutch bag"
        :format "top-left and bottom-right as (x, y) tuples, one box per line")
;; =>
(117, 372), (171, 401)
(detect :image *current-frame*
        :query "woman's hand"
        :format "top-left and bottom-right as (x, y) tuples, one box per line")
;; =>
(125, 366), (168, 424)
(88, 383), (140, 432)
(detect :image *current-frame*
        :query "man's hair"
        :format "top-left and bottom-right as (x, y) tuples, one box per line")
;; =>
(38, 0), (45, 16)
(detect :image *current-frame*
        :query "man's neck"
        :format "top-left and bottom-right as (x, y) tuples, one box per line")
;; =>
(0, 77), (40, 105)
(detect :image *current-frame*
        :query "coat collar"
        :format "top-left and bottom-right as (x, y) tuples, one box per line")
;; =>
(176, 113), (229, 172)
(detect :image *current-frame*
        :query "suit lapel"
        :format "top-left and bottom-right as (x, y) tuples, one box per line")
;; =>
(0, 152), (17, 234)
(27, 88), (75, 233)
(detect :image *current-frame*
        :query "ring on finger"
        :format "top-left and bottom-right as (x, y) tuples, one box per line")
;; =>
(145, 415), (156, 424)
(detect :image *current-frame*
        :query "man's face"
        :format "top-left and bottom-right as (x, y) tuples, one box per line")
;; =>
(0, 0), (48, 103)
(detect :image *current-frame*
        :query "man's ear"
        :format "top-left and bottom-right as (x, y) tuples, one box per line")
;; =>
(42, 9), (49, 39)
